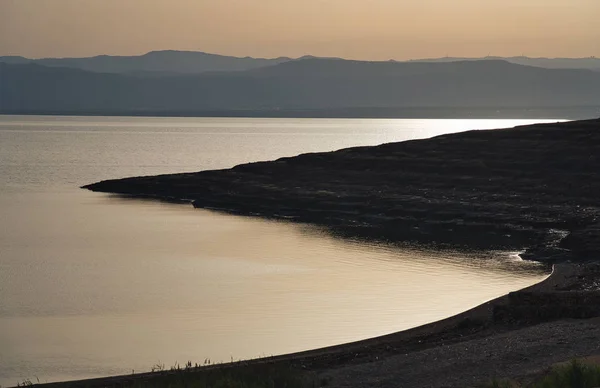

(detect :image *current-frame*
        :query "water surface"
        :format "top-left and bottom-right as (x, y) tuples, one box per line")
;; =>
(0, 116), (555, 385)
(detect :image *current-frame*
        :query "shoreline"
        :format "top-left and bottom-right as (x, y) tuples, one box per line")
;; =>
(83, 119), (600, 256)
(37, 261), (569, 388)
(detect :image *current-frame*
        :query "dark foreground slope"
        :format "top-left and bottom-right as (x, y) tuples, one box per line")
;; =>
(84, 119), (600, 261)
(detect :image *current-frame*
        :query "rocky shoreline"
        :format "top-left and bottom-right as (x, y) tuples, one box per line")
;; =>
(84, 119), (600, 263)
(72, 118), (600, 387)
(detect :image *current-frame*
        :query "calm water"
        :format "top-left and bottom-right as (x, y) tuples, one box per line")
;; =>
(0, 116), (557, 385)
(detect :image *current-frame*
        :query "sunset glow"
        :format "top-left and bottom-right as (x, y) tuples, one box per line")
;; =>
(1, 0), (598, 59)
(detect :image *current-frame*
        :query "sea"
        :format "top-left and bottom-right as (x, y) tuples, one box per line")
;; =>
(0, 115), (557, 385)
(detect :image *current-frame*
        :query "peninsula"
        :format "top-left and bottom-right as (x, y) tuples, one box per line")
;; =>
(85, 119), (600, 262)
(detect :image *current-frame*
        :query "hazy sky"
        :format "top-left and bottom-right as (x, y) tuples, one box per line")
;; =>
(1, 0), (598, 60)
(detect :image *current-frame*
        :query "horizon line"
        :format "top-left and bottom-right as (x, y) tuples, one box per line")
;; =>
(1, 50), (599, 62)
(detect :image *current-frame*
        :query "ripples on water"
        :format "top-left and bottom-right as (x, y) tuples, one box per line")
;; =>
(0, 116), (556, 385)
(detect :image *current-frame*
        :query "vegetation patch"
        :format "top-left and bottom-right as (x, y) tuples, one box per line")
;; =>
(484, 359), (600, 388)
(126, 364), (309, 388)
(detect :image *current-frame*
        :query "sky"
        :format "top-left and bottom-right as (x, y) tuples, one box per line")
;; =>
(0, 0), (598, 60)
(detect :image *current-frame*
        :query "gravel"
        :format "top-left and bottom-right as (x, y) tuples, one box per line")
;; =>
(321, 319), (600, 387)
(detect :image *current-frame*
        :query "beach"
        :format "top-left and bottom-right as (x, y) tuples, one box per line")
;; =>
(35, 262), (600, 387)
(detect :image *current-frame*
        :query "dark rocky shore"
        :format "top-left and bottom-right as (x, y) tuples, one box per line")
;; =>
(72, 118), (600, 387)
(84, 118), (600, 262)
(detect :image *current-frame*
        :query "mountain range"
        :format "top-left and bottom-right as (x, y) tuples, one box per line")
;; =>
(1, 50), (599, 75)
(1, 51), (599, 118)
(408, 56), (600, 71)
(0, 50), (294, 75)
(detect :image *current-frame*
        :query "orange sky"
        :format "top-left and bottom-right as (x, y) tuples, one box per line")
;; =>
(1, 0), (598, 60)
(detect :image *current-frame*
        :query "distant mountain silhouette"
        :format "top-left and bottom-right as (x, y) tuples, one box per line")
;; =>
(2, 51), (599, 76)
(0, 50), (293, 75)
(409, 56), (600, 71)
(2, 59), (600, 116)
